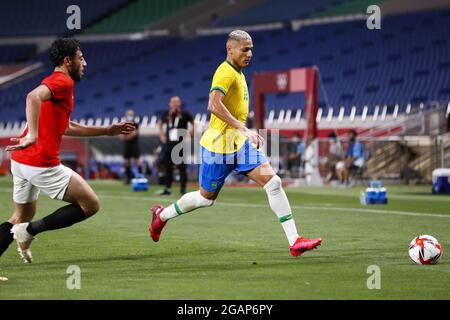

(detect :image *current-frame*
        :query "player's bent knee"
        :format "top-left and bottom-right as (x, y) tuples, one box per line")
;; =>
(82, 204), (99, 217)
(81, 195), (100, 217)
(264, 175), (282, 192)
(200, 197), (215, 208)
(199, 188), (219, 202)
(90, 197), (101, 216)
(196, 190), (215, 207)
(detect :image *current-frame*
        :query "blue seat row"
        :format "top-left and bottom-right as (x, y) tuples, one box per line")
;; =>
(1, 9), (449, 122)
(0, 0), (127, 36)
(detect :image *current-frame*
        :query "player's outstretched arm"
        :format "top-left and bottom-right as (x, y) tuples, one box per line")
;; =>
(5, 85), (51, 151)
(208, 90), (264, 148)
(64, 121), (136, 137)
(119, 126), (138, 141)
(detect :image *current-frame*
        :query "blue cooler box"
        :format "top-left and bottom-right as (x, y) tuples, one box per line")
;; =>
(131, 175), (149, 191)
(432, 168), (450, 194)
(360, 181), (387, 205)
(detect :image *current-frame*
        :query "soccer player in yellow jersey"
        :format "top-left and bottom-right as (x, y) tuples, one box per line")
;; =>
(149, 30), (321, 256)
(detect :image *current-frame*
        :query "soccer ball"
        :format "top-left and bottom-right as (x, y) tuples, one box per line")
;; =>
(408, 235), (443, 265)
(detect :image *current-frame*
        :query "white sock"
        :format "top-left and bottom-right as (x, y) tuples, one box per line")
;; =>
(264, 175), (299, 246)
(160, 190), (214, 221)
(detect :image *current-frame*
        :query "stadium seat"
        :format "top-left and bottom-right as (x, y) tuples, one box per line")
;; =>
(218, 0), (347, 26)
(85, 0), (200, 34)
(1, 9), (450, 123)
(0, 0), (128, 36)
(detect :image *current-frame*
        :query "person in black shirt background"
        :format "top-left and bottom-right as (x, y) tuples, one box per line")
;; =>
(158, 96), (194, 195)
(120, 109), (141, 184)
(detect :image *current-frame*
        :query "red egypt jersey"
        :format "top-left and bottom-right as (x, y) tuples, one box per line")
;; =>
(12, 71), (74, 167)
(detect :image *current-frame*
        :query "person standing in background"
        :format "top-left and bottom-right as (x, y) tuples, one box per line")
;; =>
(120, 109), (141, 184)
(158, 96), (194, 196)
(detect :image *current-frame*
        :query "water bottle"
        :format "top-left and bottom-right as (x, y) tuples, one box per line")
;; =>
(360, 191), (367, 205)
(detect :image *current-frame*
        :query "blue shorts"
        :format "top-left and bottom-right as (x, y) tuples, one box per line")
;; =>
(199, 140), (268, 192)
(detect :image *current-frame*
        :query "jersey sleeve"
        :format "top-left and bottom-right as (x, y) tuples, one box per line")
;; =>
(210, 65), (235, 96)
(41, 75), (71, 101)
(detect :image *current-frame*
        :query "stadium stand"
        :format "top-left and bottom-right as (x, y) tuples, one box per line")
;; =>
(1, 7), (449, 126)
(311, 0), (386, 18)
(1, 0), (449, 185)
(0, 0), (128, 37)
(217, 0), (343, 26)
(84, 0), (201, 34)
(216, 0), (386, 26)
(0, 44), (37, 64)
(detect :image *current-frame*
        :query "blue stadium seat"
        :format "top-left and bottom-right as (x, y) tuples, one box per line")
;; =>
(0, 0), (128, 37)
(218, 0), (341, 26)
(1, 9), (450, 122)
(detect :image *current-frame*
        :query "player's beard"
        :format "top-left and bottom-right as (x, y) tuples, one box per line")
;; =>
(69, 64), (82, 82)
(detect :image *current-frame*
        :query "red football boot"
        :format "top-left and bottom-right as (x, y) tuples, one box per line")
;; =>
(149, 205), (166, 242)
(290, 236), (322, 257)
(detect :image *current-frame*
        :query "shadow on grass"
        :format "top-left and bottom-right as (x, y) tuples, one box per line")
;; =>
(1, 249), (341, 271)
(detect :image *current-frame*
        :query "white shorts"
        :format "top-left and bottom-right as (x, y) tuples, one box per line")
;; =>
(11, 160), (73, 204)
(336, 161), (345, 170)
(353, 158), (364, 168)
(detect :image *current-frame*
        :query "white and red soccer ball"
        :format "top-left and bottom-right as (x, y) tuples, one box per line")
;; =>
(408, 235), (443, 265)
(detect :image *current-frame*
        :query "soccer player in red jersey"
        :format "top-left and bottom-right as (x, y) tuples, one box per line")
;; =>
(0, 38), (136, 263)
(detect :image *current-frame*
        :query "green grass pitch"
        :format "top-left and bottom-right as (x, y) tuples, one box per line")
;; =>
(0, 176), (449, 299)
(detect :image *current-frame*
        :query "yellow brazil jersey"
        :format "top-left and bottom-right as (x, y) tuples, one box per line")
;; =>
(200, 61), (249, 154)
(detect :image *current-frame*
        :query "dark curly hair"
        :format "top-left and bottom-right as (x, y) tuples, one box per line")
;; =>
(49, 38), (81, 67)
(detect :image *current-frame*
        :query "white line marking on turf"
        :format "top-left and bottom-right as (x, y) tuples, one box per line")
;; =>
(231, 187), (450, 202)
(96, 193), (450, 219)
(0, 188), (448, 218)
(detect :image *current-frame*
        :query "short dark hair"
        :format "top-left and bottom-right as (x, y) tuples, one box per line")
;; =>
(50, 38), (81, 67)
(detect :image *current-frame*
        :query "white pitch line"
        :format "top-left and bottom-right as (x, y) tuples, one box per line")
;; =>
(0, 188), (448, 219)
(233, 187), (450, 202)
(96, 193), (450, 219)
